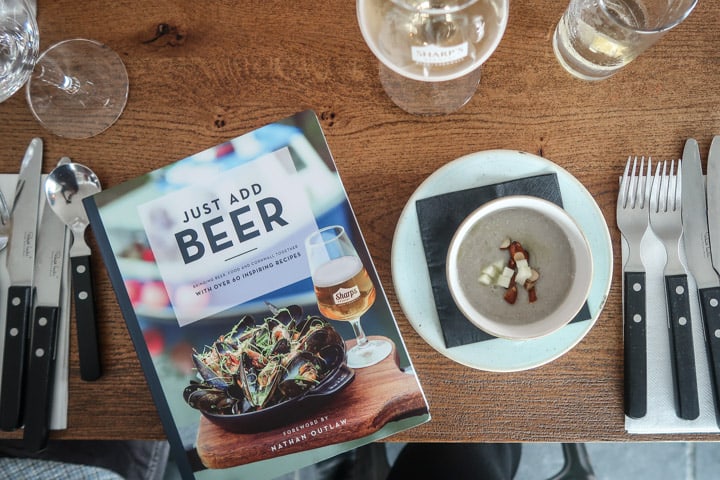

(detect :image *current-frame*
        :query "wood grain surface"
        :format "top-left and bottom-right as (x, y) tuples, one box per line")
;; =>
(196, 337), (427, 470)
(1, 0), (719, 443)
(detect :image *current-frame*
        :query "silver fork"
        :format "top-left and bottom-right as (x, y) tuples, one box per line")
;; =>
(648, 159), (699, 420)
(616, 156), (651, 419)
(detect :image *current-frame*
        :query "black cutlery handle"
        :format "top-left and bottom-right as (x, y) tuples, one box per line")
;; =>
(23, 306), (59, 452)
(624, 271), (647, 419)
(0, 285), (33, 431)
(665, 274), (699, 420)
(71, 255), (102, 381)
(698, 286), (720, 426)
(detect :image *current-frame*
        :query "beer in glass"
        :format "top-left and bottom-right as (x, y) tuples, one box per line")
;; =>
(305, 225), (392, 368)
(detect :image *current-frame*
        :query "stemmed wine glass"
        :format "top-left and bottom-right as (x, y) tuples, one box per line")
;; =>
(305, 225), (392, 369)
(0, 0), (128, 138)
(0, 0), (38, 103)
(26, 38), (128, 139)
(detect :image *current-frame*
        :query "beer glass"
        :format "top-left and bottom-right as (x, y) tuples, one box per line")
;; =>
(357, 0), (509, 115)
(305, 225), (392, 368)
(553, 0), (697, 81)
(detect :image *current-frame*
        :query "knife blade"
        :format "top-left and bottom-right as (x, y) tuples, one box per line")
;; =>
(698, 136), (720, 425)
(708, 136), (720, 277)
(0, 137), (43, 431)
(22, 188), (69, 452)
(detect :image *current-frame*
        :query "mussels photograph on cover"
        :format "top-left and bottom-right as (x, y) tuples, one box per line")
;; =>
(183, 304), (354, 433)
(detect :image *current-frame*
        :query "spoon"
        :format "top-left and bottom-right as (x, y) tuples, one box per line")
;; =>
(45, 160), (102, 381)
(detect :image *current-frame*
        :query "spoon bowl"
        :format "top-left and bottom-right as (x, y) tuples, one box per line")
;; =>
(45, 162), (101, 237)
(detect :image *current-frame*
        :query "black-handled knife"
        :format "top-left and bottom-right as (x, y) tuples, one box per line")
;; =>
(23, 186), (70, 451)
(0, 138), (43, 432)
(696, 136), (720, 426)
(664, 274), (699, 420)
(1, 286), (34, 430)
(23, 306), (60, 452)
(681, 138), (720, 422)
(624, 271), (647, 419)
(697, 286), (720, 418)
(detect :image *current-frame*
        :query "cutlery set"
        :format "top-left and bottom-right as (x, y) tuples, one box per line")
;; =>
(618, 137), (720, 425)
(0, 138), (102, 451)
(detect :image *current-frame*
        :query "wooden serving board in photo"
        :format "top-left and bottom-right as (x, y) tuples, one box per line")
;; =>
(195, 336), (426, 470)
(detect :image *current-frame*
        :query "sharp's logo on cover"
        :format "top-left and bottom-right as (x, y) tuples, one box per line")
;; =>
(174, 182), (289, 264)
(333, 286), (360, 305)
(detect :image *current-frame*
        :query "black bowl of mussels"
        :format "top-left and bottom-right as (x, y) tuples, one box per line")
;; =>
(183, 305), (355, 434)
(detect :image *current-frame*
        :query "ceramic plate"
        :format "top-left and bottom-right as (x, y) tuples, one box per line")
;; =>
(391, 150), (613, 372)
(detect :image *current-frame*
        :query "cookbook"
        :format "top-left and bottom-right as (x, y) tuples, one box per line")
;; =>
(84, 111), (430, 479)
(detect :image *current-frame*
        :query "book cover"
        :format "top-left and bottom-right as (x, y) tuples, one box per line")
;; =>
(84, 110), (430, 479)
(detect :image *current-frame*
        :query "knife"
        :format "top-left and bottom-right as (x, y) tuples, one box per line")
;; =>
(698, 136), (720, 425)
(681, 140), (713, 420)
(22, 191), (68, 452)
(0, 138), (43, 431)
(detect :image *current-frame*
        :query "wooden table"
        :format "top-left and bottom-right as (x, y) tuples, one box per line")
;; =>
(1, 0), (719, 443)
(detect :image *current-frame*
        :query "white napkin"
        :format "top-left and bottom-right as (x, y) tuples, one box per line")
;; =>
(624, 225), (720, 434)
(0, 175), (70, 431)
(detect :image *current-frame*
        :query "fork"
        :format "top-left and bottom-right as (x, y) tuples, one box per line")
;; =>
(617, 156), (651, 419)
(648, 159), (699, 420)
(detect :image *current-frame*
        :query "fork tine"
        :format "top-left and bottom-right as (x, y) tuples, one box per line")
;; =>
(644, 157), (652, 207)
(620, 155), (633, 208)
(650, 159), (663, 212)
(666, 159), (679, 212)
(664, 160), (672, 212)
(673, 159), (681, 211)
(668, 161), (674, 211)
(629, 156), (639, 207)
(637, 156), (648, 208)
(661, 160), (668, 212)
(619, 156), (630, 206)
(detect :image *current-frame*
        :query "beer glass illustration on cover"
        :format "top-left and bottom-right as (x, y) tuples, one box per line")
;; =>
(305, 225), (392, 368)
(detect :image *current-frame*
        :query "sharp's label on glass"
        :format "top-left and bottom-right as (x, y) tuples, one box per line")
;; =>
(412, 43), (468, 65)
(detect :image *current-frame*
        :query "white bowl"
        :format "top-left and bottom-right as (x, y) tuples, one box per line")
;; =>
(446, 195), (593, 341)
